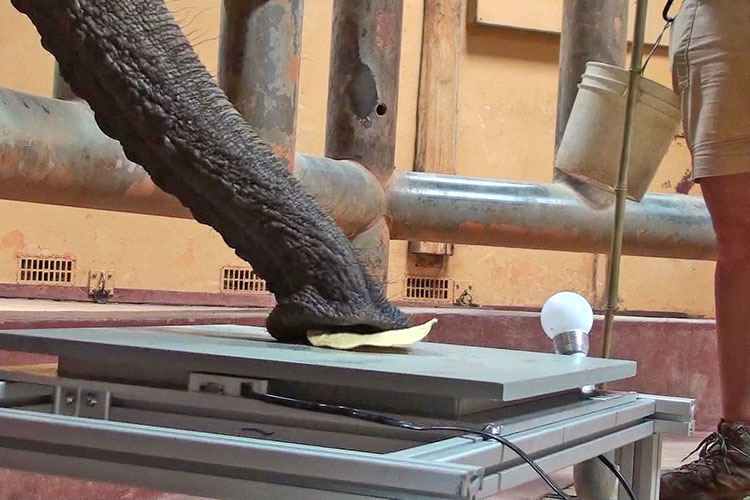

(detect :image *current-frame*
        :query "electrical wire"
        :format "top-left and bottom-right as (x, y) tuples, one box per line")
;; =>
(247, 391), (572, 499)
(246, 391), (639, 500)
(598, 454), (637, 500)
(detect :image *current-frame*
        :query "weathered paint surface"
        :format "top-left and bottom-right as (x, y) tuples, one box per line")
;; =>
(218, 0), (303, 170)
(0, 0), (715, 316)
(325, 0), (404, 183)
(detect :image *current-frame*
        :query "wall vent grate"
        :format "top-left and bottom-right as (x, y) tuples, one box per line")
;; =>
(405, 277), (452, 302)
(17, 257), (74, 285)
(221, 267), (268, 293)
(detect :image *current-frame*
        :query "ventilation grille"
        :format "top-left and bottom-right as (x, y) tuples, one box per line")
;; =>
(17, 257), (74, 285)
(221, 267), (268, 293)
(405, 277), (452, 302)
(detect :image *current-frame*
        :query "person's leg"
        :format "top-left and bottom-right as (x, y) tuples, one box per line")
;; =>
(701, 173), (750, 421)
(661, 174), (750, 500)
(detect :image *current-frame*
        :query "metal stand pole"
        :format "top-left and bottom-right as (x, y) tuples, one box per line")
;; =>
(602, 0), (650, 359)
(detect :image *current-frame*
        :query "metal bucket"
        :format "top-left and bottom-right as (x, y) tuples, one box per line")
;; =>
(555, 62), (682, 201)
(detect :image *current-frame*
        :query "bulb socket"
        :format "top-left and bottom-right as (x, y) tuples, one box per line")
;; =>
(553, 329), (590, 356)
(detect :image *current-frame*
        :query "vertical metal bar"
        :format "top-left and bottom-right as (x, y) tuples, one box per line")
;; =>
(52, 62), (78, 101)
(555, 0), (628, 152)
(573, 452), (617, 499)
(325, 0), (404, 182)
(616, 443), (636, 500)
(325, 0), (404, 282)
(602, 0), (649, 359)
(218, 0), (304, 170)
(632, 434), (662, 500)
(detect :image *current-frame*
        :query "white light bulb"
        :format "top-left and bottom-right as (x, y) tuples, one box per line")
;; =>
(541, 291), (594, 339)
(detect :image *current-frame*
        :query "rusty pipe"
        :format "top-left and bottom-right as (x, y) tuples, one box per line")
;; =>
(556, 0), (628, 152)
(0, 87), (717, 260)
(0, 88), (383, 236)
(219, 0), (303, 170)
(324, 0), (404, 281)
(325, 0), (403, 183)
(0, 88), (190, 218)
(386, 171), (717, 260)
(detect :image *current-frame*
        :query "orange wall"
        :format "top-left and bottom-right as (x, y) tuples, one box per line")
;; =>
(0, 1), (715, 317)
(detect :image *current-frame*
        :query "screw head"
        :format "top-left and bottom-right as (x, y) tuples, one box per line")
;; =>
(85, 393), (98, 407)
(65, 392), (76, 405)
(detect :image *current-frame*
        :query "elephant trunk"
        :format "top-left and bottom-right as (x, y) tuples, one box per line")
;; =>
(12, 0), (408, 341)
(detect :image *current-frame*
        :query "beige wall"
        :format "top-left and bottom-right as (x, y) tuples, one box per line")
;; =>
(0, 1), (715, 317)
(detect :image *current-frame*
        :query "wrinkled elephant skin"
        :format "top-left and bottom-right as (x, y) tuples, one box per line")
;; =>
(12, 0), (409, 342)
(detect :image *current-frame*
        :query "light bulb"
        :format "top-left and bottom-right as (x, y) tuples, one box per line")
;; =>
(541, 292), (594, 339)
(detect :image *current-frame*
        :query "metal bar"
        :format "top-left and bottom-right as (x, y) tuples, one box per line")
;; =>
(616, 443), (636, 500)
(392, 397), (652, 466)
(325, 0), (404, 182)
(632, 433), (662, 499)
(603, 0), (650, 359)
(496, 421), (654, 491)
(324, 0), (404, 281)
(218, 0), (304, 170)
(52, 62), (78, 101)
(0, 88), (381, 236)
(0, 368), (430, 446)
(555, 0), (628, 152)
(0, 447), (379, 500)
(387, 171), (716, 260)
(0, 87), (717, 260)
(0, 408), (483, 499)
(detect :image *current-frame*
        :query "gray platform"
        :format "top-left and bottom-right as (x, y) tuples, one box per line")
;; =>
(0, 324), (635, 402)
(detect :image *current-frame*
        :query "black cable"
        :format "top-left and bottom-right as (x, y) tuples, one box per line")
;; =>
(247, 391), (573, 500)
(598, 454), (637, 500)
(248, 391), (639, 499)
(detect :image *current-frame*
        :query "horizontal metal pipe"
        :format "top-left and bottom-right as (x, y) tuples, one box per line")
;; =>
(0, 88), (190, 218)
(294, 154), (385, 237)
(387, 171), (717, 260)
(0, 88), (382, 236)
(0, 87), (717, 260)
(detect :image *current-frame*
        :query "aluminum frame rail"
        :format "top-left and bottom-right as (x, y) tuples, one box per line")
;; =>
(0, 373), (694, 500)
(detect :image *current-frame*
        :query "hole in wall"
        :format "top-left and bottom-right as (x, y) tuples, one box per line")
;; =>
(375, 103), (388, 116)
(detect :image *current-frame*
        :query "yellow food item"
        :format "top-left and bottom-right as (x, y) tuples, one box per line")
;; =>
(307, 318), (438, 350)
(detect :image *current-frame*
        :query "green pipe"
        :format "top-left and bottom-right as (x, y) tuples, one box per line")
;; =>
(602, 0), (650, 359)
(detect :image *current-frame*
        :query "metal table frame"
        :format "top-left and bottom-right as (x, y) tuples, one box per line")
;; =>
(0, 326), (695, 499)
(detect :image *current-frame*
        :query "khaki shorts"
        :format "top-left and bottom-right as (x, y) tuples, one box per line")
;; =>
(669, 0), (750, 179)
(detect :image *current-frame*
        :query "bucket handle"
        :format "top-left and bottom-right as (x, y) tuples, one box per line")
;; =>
(642, 0), (676, 73)
(663, 0), (676, 23)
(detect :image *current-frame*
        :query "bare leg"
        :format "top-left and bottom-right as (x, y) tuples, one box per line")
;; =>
(701, 173), (750, 421)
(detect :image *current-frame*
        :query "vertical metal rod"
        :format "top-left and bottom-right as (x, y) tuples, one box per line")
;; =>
(325, 0), (404, 182)
(218, 0), (304, 170)
(325, 0), (404, 283)
(602, 0), (649, 359)
(52, 62), (78, 101)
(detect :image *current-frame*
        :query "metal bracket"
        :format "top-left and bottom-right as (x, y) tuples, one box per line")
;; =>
(188, 373), (268, 397)
(88, 269), (114, 303)
(54, 386), (111, 419)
